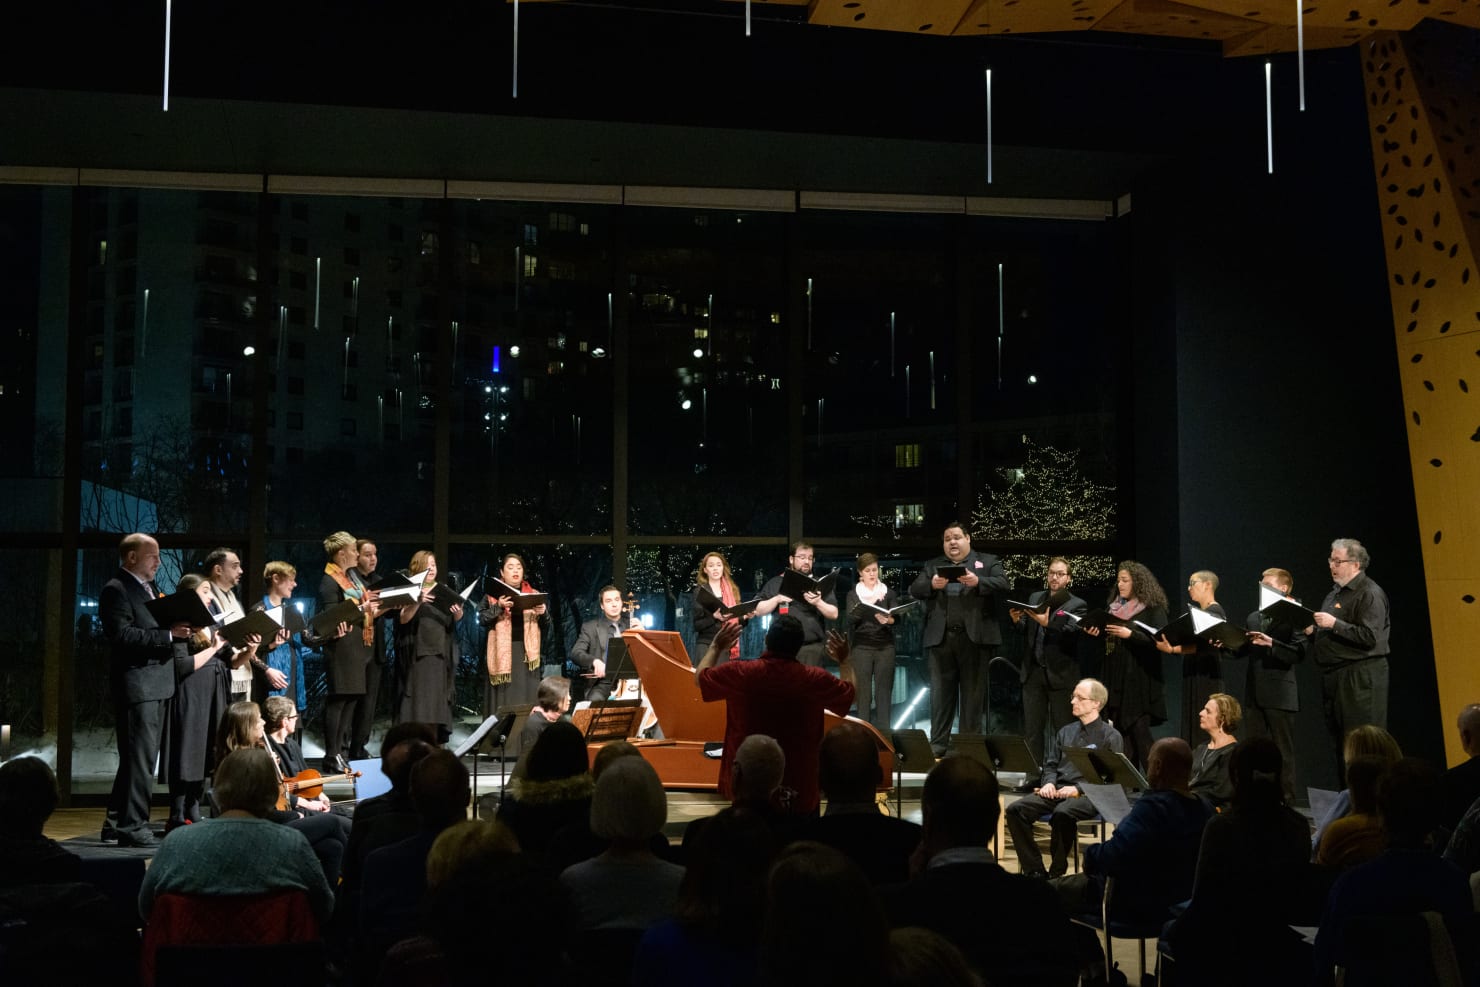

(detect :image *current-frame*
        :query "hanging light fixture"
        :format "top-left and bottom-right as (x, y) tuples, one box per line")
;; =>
(984, 68), (994, 185)
(1265, 60), (1274, 174)
(1296, 0), (1305, 112)
(162, 0), (172, 111)
(512, 0), (520, 99)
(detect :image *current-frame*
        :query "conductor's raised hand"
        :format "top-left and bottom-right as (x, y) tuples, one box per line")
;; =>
(825, 629), (851, 666)
(713, 618), (743, 654)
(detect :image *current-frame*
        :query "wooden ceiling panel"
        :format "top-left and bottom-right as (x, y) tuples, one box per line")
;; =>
(1092, 0), (1266, 40)
(1428, 0), (1480, 29)
(1294, 1), (1425, 31)
(808, 0), (975, 35)
(1176, 1), (1296, 25)
(1222, 21), (1370, 56)
(951, 0), (1121, 36)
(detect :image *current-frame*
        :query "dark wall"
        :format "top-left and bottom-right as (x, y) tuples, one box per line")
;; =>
(1129, 47), (1442, 789)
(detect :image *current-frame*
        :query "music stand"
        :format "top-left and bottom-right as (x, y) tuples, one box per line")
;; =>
(574, 699), (644, 743)
(947, 733), (998, 775)
(890, 728), (938, 816)
(1061, 747), (1150, 792)
(982, 734), (1041, 789)
(455, 705), (531, 817)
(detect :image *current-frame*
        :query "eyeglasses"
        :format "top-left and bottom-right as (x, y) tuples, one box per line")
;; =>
(1048, 570), (1070, 578)
(1328, 557), (1354, 566)
(1070, 693), (1093, 702)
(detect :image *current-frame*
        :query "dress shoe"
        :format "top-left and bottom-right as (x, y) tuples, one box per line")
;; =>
(100, 827), (119, 843)
(118, 830), (160, 848)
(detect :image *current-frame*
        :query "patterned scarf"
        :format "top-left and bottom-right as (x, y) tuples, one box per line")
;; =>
(705, 578), (741, 660)
(486, 582), (542, 684)
(325, 563), (373, 646)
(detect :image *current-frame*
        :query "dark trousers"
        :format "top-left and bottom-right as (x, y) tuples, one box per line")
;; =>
(1113, 711), (1154, 772)
(1321, 657), (1389, 783)
(851, 642), (896, 732)
(1021, 665), (1073, 769)
(323, 695), (357, 766)
(796, 642), (826, 668)
(167, 780), (205, 825)
(1244, 703), (1299, 804)
(105, 698), (165, 839)
(1005, 792), (1101, 875)
(928, 630), (985, 754)
(351, 660), (383, 757)
(287, 811), (349, 886)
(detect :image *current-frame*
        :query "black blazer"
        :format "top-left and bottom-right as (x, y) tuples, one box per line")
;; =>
(100, 567), (176, 704)
(1240, 609), (1304, 712)
(909, 550), (1011, 648)
(1018, 589), (1088, 690)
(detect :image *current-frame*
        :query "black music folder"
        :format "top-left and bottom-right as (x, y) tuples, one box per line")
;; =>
(219, 608), (287, 649)
(1152, 608), (1247, 650)
(374, 569), (428, 607)
(308, 599), (364, 638)
(1258, 583), (1317, 628)
(934, 564), (968, 582)
(1067, 609), (1132, 630)
(778, 568), (839, 601)
(144, 590), (216, 629)
(1006, 589), (1072, 614)
(1062, 747), (1150, 791)
(488, 577), (549, 610)
(695, 586), (762, 619)
(426, 579), (479, 615)
(849, 599), (918, 620)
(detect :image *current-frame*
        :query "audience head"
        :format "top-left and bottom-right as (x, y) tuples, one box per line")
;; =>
(0, 756), (59, 838)
(591, 740), (641, 781)
(1345, 755), (1389, 816)
(1457, 703), (1480, 758)
(520, 720), (589, 784)
(675, 808), (773, 944)
(1342, 724), (1401, 767)
(1377, 757), (1442, 849)
(921, 756), (1000, 856)
(535, 675), (571, 714)
(425, 819), (521, 889)
(381, 721), (439, 758)
(884, 928), (983, 987)
(213, 748), (280, 817)
(819, 723), (884, 806)
(732, 734), (785, 807)
(590, 755), (666, 848)
(1228, 737), (1285, 809)
(764, 614), (805, 658)
(384, 739), (435, 794)
(263, 695), (297, 734)
(763, 842), (887, 987)
(411, 749), (472, 829)
(1147, 737), (1194, 793)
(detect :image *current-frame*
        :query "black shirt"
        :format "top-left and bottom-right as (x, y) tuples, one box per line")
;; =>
(1313, 571), (1390, 667)
(760, 571), (835, 645)
(1042, 716), (1124, 787)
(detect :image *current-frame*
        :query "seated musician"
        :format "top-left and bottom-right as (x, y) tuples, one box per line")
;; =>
(1003, 677), (1123, 878)
(522, 676), (572, 759)
(569, 585), (640, 701)
(264, 696), (352, 835)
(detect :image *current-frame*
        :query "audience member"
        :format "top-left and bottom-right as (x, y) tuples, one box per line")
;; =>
(1052, 737), (1213, 982)
(497, 719), (594, 861)
(1315, 755), (1388, 870)
(1314, 758), (1475, 985)
(1004, 677), (1123, 878)
(1311, 724), (1401, 855)
(633, 808), (773, 987)
(1162, 737), (1313, 986)
(551, 741), (670, 871)
(801, 722), (921, 884)
(342, 732), (436, 891)
(1440, 703), (1480, 834)
(0, 757), (81, 887)
(761, 842), (887, 987)
(883, 927), (984, 987)
(681, 734), (797, 859)
(696, 617), (855, 815)
(561, 756), (684, 932)
(1441, 794), (1480, 878)
(1189, 692), (1240, 809)
(883, 756), (1076, 987)
(140, 748), (333, 922)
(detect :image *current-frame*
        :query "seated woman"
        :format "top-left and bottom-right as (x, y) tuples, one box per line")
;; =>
(1189, 692), (1241, 809)
(1315, 756), (1388, 871)
(140, 747), (334, 924)
(1311, 724), (1403, 856)
(560, 756), (685, 932)
(217, 701), (350, 885)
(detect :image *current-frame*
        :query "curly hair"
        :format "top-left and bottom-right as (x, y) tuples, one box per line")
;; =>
(1111, 560), (1169, 610)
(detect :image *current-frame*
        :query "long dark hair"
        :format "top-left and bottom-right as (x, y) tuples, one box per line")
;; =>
(1111, 560), (1169, 610)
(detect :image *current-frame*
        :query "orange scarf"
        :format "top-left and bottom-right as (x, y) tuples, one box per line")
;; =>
(486, 583), (542, 684)
(325, 563), (373, 646)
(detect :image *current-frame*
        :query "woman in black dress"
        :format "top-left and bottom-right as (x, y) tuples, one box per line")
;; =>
(481, 552), (548, 716)
(691, 551), (742, 664)
(1156, 570), (1229, 744)
(304, 531), (378, 772)
(1082, 560), (1169, 770)
(159, 573), (232, 829)
(394, 550), (461, 736)
(844, 552), (900, 731)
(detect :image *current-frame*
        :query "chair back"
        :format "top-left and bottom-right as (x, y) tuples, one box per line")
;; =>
(140, 889), (320, 986)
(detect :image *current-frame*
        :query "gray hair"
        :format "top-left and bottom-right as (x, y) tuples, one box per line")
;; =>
(1331, 538), (1369, 569)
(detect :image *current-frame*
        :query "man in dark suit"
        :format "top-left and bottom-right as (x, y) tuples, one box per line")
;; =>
(909, 522), (1011, 755)
(569, 585), (639, 701)
(1240, 566), (1306, 805)
(101, 532), (190, 847)
(802, 722), (921, 885)
(1010, 557), (1088, 769)
(883, 756), (1077, 987)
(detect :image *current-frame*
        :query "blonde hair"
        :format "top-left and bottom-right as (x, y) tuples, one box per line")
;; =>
(263, 560), (296, 587)
(409, 550), (435, 575)
(323, 531), (356, 558)
(425, 820), (519, 889)
(1207, 692), (1242, 734)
